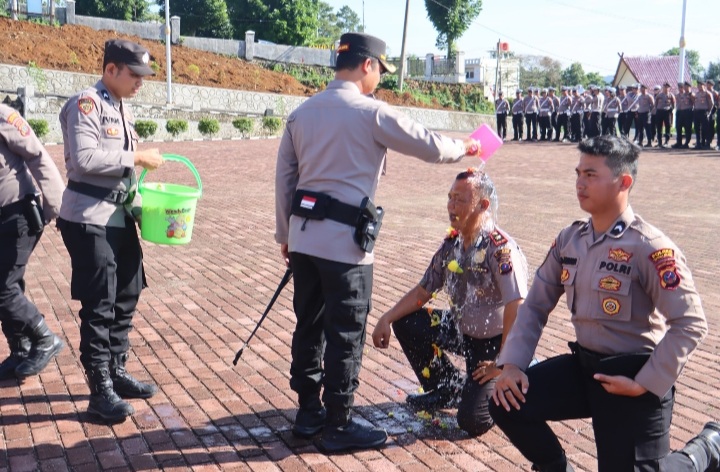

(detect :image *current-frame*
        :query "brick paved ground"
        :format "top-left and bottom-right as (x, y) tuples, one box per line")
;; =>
(1, 136), (718, 472)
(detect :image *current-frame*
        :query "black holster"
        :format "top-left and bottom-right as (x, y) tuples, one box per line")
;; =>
(569, 341), (651, 379)
(22, 193), (45, 235)
(291, 189), (384, 253)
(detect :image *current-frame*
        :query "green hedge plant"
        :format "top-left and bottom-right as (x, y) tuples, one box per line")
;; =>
(198, 118), (220, 136)
(27, 119), (49, 138)
(134, 120), (157, 139)
(232, 117), (254, 137)
(262, 116), (282, 135)
(166, 119), (188, 137)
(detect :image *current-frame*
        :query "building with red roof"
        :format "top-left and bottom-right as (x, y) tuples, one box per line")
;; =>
(613, 54), (691, 94)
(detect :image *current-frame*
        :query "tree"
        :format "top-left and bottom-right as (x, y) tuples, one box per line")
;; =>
(661, 47), (705, 82)
(561, 62), (585, 87)
(160, 0), (233, 38)
(585, 72), (606, 87)
(706, 61), (720, 90)
(315, 1), (340, 46)
(518, 55), (561, 90)
(424, 0), (483, 59)
(227, 0), (319, 45)
(336, 5), (362, 33)
(75, 0), (150, 21)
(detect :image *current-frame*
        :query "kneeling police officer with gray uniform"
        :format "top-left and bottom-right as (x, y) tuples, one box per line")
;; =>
(57, 40), (163, 422)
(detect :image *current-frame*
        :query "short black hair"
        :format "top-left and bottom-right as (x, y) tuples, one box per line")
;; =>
(578, 136), (639, 181)
(335, 54), (378, 72)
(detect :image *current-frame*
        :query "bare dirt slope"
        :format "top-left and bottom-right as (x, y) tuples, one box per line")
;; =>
(0, 18), (431, 108)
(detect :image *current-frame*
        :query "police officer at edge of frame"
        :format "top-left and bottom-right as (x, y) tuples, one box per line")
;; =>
(489, 135), (719, 472)
(57, 40), (164, 422)
(0, 104), (65, 381)
(275, 32), (481, 453)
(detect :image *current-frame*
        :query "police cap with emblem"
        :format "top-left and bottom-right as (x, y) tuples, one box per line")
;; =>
(337, 33), (396, 74)
(104, 39), (155, 76)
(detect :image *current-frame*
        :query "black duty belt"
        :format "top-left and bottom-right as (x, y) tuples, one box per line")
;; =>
(324, 198), (363, 227)
(0, 199), (25, 217)
(569, 341), (650, 378)
(67, 180), (129, 205)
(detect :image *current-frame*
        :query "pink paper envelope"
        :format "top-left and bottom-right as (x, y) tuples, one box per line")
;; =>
(469, 124), (503, 162)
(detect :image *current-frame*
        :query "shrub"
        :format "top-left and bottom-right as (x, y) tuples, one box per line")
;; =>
(198, 118), (220, 135)
(27, 119), (49, 138)
(150, 61), (161, 73)
(166, 119), (188, 137)
(187, 64), (200, 78)
(232, 117), (254, 135)
(262, 116), (282, 134)
(134, 120), (157, 139)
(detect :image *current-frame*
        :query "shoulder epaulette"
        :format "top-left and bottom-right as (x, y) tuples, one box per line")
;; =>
(489, 229), (508, 246)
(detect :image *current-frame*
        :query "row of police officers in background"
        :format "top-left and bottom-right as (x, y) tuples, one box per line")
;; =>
(495, 79), (719, 150)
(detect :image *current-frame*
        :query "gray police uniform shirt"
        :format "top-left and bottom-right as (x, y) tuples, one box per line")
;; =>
(558, 95), (571, 114)
(59, 80), (140, 227)
(495, 98), (509, 114)
(694, 90), (714, 111)
(637, 94), (655, 113)
(275, 80), (466, 266)
(419, 229), (528, 339)
(655, 92), (675, 111)
(511, 98), (524, 115)
(538, 97), (553, 116)
(523, 95), (538, 114)
(0, 104), (64, 218)
(605, 97), (621, 118)
(498, 206), (706, 398)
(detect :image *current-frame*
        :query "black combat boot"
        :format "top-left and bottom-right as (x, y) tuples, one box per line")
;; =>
(318, 406), (387, 453)
(14, 318), (64, 378)
(86, 363), (134, 422)
(292, 394), (326, 439)
(531, 453), (576, 472)
(110, 353), (157, 399)
(0, 334), (31, 380)
(680, 422), (720, 472)
(406, 385), (458, 411)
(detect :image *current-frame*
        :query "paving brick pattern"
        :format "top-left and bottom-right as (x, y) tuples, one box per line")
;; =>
(1, 137), (718, 472)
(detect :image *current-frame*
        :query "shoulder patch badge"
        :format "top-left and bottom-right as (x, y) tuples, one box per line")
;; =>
(78, 97), (95, 115)
(6, 111), (30, 137)
(490, 230), (508, 247)
(608, 248), (632, 262)
(494, 248), (513, 275)
(659, 266), (681, 290)
(599, 275), (621, 292)
(649, 248), (675, 266)
(602, 297), (621, 316)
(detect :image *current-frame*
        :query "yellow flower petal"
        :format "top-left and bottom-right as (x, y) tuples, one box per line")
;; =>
(447, 260), (463, 274)
(421, 367), (430, 378)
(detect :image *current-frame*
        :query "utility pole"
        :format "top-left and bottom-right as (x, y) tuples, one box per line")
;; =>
(677, 0), (687, 84)
(362, 0), (365, 32)
(398, 0), (410, 92)
(493, 39), (500, 98)
(165, 0), (172, 105)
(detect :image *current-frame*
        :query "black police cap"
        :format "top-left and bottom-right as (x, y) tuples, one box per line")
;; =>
(337, 33), (396, 74)
(104, 39), (155, 76)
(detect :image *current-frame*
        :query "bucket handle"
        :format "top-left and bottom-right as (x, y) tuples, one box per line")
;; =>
(138, 154), (203, 196)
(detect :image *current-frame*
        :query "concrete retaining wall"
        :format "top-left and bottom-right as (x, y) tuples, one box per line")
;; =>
(1, 63), (493, 144)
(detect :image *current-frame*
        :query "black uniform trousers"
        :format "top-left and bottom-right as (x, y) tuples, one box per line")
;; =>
(570, 113), (583, 142)
(489, 346), (695, 472)
(550, 111), (558, 140)
(707, 107), (716, 146)
(496, 113), (507, 140)
(525, 113), (538, 140)
(0, 204), (43, 338)
(693, 110), (710, 147)
(393, 309), (501, 437)
(618, 112), (627, 137)
(588, 112), (601, 137)
(582, 112), (590, 138)
(655, 110), (672, 144)
(538, 115), (551, 140)
(58, 217), (143, 367)
(675, 110), (692, 145)
(556, 113), (569, 140)
(512, 113), (524, 140)
(635, 112), (651, 145)
(604, 117), (618, 136)
(289, 252), (372, 410)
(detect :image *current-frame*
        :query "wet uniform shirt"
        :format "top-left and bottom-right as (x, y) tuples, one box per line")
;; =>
(59, 80), (141, 227)
(498, 206), (706, 398)
(0, 104), (64, 216)
(276, 80), (466, 266)
(419, 228), (528, 339)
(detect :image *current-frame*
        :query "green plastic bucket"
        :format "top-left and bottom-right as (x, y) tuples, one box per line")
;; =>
(138, 154), (202, 245)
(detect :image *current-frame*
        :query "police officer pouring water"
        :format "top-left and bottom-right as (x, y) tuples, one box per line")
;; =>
(0, 104), (65, 381)
(275, 32), (480, 453)
(489, 135), (719, 472)
(57, 39), (163, 422)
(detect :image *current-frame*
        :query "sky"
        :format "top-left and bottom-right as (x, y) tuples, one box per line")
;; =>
(324, 0), (719, 77)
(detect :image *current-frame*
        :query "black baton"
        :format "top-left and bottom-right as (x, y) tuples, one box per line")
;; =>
(233, 268), (293, 365)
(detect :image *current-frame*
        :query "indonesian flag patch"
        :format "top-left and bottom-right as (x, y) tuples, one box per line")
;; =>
(300, 196), (316, 210)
